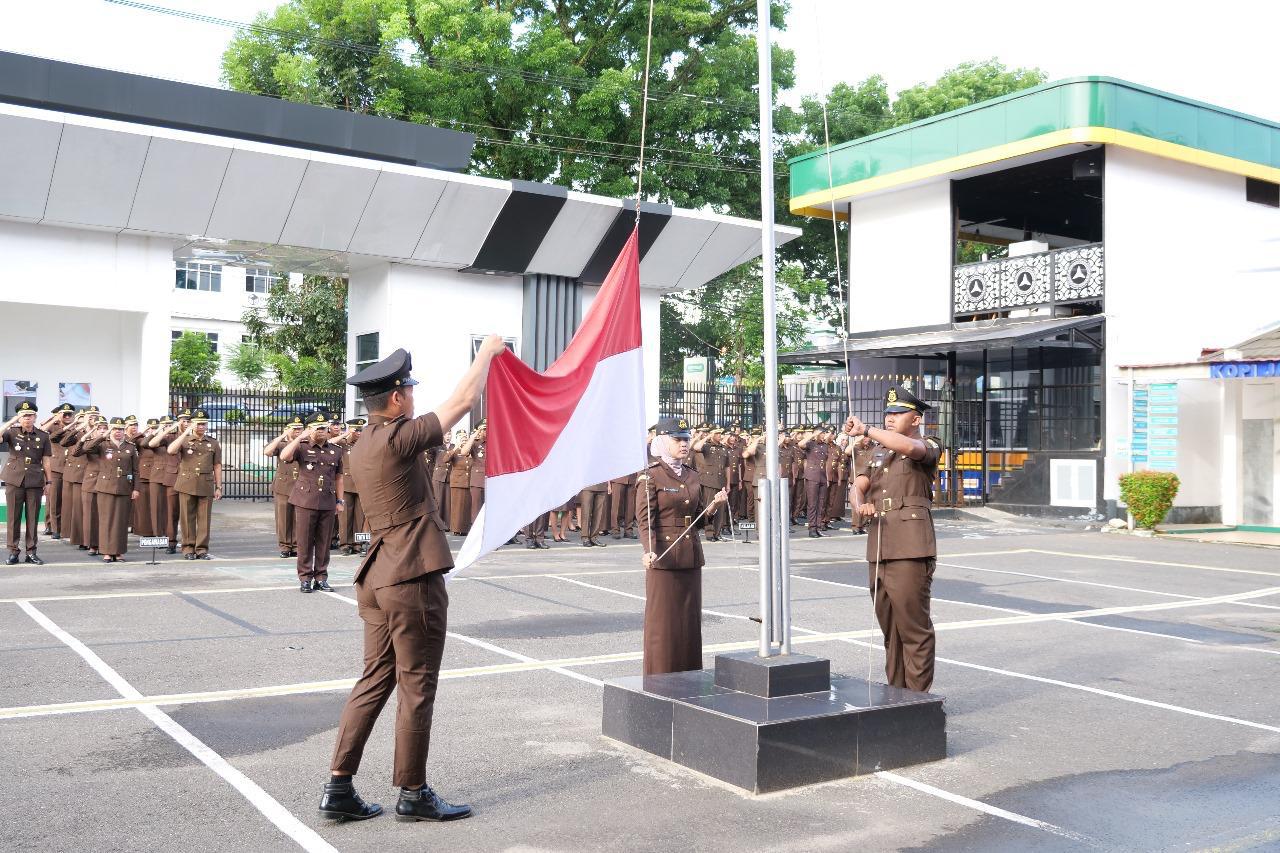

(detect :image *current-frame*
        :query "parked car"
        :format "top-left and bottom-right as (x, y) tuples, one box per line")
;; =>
(264, 402), (334, 423)
(198, 403), (249, 425)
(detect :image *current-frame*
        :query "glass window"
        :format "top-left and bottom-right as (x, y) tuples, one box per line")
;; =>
(171, 330), (219, 353)
(354, 333), (380, 413)
(175, 262), (222, 292)
(245, 267), (277, 294)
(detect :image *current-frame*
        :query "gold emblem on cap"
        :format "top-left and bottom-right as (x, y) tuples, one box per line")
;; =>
(887, 388), (898, 403)
(678, 419), (687, 429)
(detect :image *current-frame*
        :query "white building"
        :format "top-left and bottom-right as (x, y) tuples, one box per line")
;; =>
(784, 77), (1280, 527)
(0, 51), (796, 426)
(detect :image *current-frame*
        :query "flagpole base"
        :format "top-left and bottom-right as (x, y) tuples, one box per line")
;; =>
(602, 655), (946, 794)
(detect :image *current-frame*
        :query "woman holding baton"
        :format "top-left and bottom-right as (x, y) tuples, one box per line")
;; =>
(636, 416), (728, 675)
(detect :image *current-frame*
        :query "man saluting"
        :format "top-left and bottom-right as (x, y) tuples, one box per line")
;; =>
(321, 336), (507, 825)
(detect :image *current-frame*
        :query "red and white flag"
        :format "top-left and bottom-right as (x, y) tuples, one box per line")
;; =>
(454, 228), (648, 572)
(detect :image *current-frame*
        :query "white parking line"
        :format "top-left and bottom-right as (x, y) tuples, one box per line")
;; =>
(1029, 549), (1280, 579)
(15, 601), (337, 853)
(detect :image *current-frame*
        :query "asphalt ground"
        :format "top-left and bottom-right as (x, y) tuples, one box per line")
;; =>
(3, 505), (1279, 852)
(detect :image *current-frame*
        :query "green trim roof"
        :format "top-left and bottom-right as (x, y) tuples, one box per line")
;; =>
(788, 76), (1280, 202)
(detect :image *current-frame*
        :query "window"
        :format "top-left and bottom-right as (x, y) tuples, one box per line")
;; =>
(354, 333), (380, 413)
(175, 261), (222, 292)
(245, 266), (277, 294)
(1246, 178), (1280, 208)
(172, 330), (220, 353)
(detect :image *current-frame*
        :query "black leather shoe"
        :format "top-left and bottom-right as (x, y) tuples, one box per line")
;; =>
(594, 539), (606, 548)
(339, 546), (355, 556)
(165, 545), (177, 554)
(526, 540), (538, 549)
(536, 540), (550, 549)
(78, 545), (89, 551)
(184, 553), (195, 560)
(280, 550), (292, 558)
(314, 580), (333, 592)
(300, 581), (313, 593)
(395, 785), (472, 822)
(808, 529), (821, 538)
(50, 533), (61, 541)
(581, 540), (594, 547)
(25, 554), (43, 565)
(195, 553), (211, 560)
(5, 553), (17, 565)
(319, 778), (383, 821)
(613, 531), (622, 539)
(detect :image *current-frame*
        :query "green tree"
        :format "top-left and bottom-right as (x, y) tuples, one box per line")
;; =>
(170, 331), (222, 387)
(226, 342), (271, 387)
(242, 275), (348, 389)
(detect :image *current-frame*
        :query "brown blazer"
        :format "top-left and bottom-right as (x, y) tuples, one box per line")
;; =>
(85, 437), (138, 496)
(861, 438), (942, 561)
(801, 440), (829, 484)
(46, 425), (67, 475)
(635, 461), (707, 572)
(267, 443), (298, 497)
(468, 441), (486, 488)
(288, 438), (343, 511)
(74, 433), (105, 494)
(695, 444), (729, 489)
(351, 412), (451, 588)
(134, 436), (155, 483)
(174, 437), (221, 497)
(60, 427), (87, 484)
(447, 446), (471, 488)
(1, 427), (50, 488)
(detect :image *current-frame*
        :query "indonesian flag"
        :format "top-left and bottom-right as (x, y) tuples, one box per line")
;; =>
(453, 228), (648, 572)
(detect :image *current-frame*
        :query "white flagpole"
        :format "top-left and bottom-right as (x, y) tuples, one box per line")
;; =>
(755, 0), (785, 657)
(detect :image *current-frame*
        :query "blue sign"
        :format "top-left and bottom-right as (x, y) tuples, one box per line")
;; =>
(1210, 361), (1279, 378)
(1131, 382), (1177, 473)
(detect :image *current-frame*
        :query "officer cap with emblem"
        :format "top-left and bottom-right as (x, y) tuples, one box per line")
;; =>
(15, 400), (37, 414)
(87, 405), (100, 413)
(345, 418), (367, 428)
(884, 384), (931, 414)
(654, 416), (692, 439)
(124, 415), (138, 425)
(346, 347), (419, 396)
(710, 424), (725, 435)
(177, 408), (193, 420)
(750, 425), (763, 436)
(647, 423), (657, 433)
(146, 417), (160, 427)
(190, 410), (209, 424)
(54, 403), (74, 415)
(159, 415), (173, 425)
(287, 416), (304, 429)
(307, 412), (330, 428)
(109, 416), (127, 429)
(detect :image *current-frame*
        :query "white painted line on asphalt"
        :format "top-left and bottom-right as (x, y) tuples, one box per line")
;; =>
(874, 771), (1093, 843)
(15, 600), (337, 853)
(319, 589), (604, 687)
(1029, 549), (1280, 579)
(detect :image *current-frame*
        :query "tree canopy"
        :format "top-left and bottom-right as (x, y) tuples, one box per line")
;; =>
(170, 331), (223, 387)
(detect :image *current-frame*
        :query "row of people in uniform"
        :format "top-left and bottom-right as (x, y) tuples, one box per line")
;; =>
(2, 403), (222, 563)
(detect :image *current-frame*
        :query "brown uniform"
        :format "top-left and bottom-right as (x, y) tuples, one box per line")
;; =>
(778, 443), (797, 522)
(3, 426), (51, 555)
(695, 442), (729, 539)
(429, 447), (452, 530)
(45, 423), (67, 537)
(799, 439), (829, 531)
(447, 446), (472, 535)
(59, 427), (86, 547)
(338, 442), (366, 550)
(824, 440), (849, 525)
(726, 435), (747, 519)
(861, 437), (942, 692)
(330, 411), (451, 789)
(578, 480), (609, 543)
(636, 460), (708, 675)
(151, 432), (181, 548)
(742, 440), (765, 521)
(609, 471), (637, 537)
(468, 441), (486, 525)
(174, 435), (221, 556)
(289, 438), (343, 583)
(132, 434), (154, 538)
(791, 442), (806, 521)
(75, 433), (104, 551)
(87, 437), (138, 557)
(267, 442), (299, 553)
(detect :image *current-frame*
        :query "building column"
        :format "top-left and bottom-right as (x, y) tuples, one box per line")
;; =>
(1220, 380), (1243, 526)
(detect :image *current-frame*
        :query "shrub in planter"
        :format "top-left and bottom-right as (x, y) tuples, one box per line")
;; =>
(1118, 471), (1180, 529)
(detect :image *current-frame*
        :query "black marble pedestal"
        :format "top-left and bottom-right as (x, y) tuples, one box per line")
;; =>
(602, 655), (946, 794)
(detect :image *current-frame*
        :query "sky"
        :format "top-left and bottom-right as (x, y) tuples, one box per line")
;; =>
(3, 0), (1278, 124)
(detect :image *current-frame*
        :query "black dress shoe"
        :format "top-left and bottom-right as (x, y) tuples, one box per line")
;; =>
(280, 550), (292, 558)
(26, 554), (44, 565)
(195, 553), (211, 560)
(314, 579), (333, 592)
(581, 540), (594, 547)
(50, 533), (61, 541)
(300, 581), (313, 593)
(526, 541), (538, 549)
(165, 545), (177, 554)
(6, 553), (17, 565)
(319, 777), (382, 821)
(808, 529), (821, 538)
(613, 531), (622, 540)
(184, 553), (195, 560)
(536, 540), (550, 549)
(78, 545), (89, 551)
(395, 784), (472, 822)
(339, 546), (355, 556)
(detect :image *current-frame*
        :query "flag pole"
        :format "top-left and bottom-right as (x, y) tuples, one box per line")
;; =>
(755, 0), (785, 658)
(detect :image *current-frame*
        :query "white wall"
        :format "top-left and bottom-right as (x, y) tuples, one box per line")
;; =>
(847, 181), (953, 333)
(0, 221), (172, 416)
(1102, 147), (1280, 502)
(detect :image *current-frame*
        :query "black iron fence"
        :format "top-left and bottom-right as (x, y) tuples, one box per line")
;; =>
(168, 386), (345, 500)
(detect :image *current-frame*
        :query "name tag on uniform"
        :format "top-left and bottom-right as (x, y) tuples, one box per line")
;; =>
(662, 487), (680, 492)
(187, 449), (194, 454)
(105, 451), (114, 459)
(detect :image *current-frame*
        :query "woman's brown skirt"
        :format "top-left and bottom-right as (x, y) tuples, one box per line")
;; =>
(642, 567), (703, 675)
(97, 492), (131, 556)
(449, 486), (471, 535)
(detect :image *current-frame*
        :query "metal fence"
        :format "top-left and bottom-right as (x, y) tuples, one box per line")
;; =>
(168, 386), (345, 500)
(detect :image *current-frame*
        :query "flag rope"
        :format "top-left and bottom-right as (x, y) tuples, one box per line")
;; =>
(634, 0), (658, 221)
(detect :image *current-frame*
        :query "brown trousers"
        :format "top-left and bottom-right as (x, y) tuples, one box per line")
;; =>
(165, 485), (182, 543)
(178, 493), (212, 555)
(274, 493), (295, 550)
(338, 493), (365, 547)
(469, 486), (484, 524)
(701, 485), (727, 538)
(331, 571), (448, 788)
(61, 479), (81, 546)
(642, 567), (703, 675)
(80, 486), (99, 549)
(825, 476), (847, 523)
(433, 480), (450, 530)
(295, 505), (335, 581)
(869, 558), (936, 692)
(46, 472), (63, 536)
(792, 477), (806, 520)
(148, 481), (169, 544)
(132, 480), (153, 537)
(448, 487), (471, 535)
(578, 489), (608, 542)
(805, 480), (828, 531)
(5, 485), (42, 553)
(609, 483), (634, 534)
(97, 492), (131, 557)
(522, 512), (548, 540)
